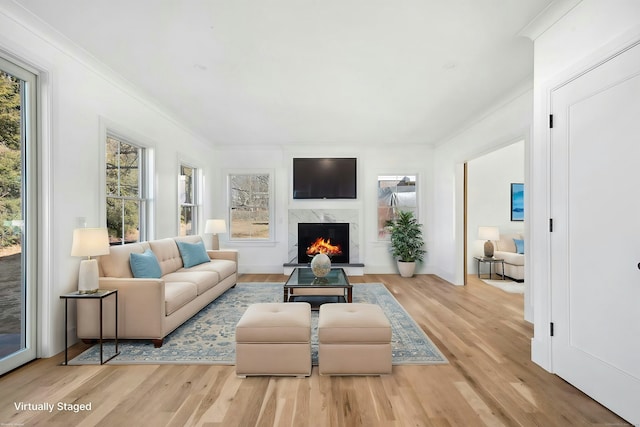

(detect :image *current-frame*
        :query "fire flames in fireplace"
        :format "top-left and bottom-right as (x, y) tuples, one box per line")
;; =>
(305, 237), (343, 257)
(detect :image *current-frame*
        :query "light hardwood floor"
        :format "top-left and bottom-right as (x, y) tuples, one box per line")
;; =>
(0, 274), (630, 426)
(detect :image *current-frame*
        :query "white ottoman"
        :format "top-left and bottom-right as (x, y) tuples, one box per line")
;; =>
(318, 303), (392, 375)
(235, 302), (311, 377)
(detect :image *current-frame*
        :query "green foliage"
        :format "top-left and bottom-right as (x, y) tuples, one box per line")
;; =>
(0, 73), (21, 151)
(385, 210), (426, 263)
(0, 72), (22, 249)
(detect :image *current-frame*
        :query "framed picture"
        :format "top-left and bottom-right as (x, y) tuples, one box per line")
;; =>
(511, 183), (524, 221)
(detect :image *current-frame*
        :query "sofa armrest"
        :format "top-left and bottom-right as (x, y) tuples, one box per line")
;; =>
(207, 249), (238, 263)
(77, 277), (165, 339)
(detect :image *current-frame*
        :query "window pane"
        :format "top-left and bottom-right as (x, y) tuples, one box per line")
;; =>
(106, 197), (123, 244)
(180, 206), (193, 236)
(105, 137), (119, 196)
(377, 175), (417, 239)
(0, 70), (23, 359)
(179, 166), (194, 204)
(107, 196), (141, 244)
(123, 199), (140, 243)
(230, 174), (270, 239)
(118, 142), (139, 198)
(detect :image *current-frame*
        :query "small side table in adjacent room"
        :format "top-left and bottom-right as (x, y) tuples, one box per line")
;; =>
(60, 289), (120, 365)
(474, 257), (505, 280)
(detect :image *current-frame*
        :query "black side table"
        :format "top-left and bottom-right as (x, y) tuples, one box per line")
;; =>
(60, 289), (120, 365)
(474, 257), (505, 280)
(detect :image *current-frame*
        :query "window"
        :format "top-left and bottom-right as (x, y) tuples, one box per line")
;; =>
(106, 135), (148, 244)
(377, 175), (417, 239)
(228, 172), (272, 240)
(179, 164), (199, 236)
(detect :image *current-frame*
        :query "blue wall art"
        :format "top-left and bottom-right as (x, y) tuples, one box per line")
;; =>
(511, 183), (524, 221)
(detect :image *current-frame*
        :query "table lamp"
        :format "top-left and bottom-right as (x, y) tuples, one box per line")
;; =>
(478, 226), (499, 258)
(205, 219), (226, 250)
(71, 228), (110, 293)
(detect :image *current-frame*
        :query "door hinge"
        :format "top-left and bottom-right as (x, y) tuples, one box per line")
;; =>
(550, 322), (555, 337)
(549, 218), (554, 232)
(549, 114), (554, 128)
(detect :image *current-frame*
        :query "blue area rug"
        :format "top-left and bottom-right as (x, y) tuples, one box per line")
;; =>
(69, 283), (447, 365)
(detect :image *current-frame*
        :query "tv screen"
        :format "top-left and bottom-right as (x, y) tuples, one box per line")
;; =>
(293, 158), (357, 199)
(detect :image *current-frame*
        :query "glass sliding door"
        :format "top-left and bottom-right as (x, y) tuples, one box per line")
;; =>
(0, 57), (37, 374)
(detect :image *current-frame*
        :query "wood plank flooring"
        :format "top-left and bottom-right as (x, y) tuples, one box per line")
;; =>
(0, 274), (631, 426)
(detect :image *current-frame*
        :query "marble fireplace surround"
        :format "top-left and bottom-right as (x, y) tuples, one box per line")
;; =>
(287, 209), (360, 265)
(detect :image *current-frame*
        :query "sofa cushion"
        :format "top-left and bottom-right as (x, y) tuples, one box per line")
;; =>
(514, 238), (524, 254)
(185, 259), (237, 281)
(99, 242), (150, 278)
(164, 282), (198, 315)
(129, 249), (162, 279)
(494, 233), (522, 253)
(163, 270), (220, 295)
(495, 251), (524, 266)
(149, 238), (184, 275)
(176, 240), (210, 268)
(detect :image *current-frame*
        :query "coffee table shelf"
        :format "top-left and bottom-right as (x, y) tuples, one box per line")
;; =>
(284, 267), (352, 310)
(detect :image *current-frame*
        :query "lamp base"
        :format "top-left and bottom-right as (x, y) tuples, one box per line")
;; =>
(211, 234), (220, 250)
(483, 240), (494, 258)
(78, 259), (100, 294)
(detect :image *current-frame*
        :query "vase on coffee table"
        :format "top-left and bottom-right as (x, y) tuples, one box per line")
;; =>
(310, 253), (331, 278)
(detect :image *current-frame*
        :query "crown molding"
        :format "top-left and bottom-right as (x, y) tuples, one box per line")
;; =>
(0, 1), (214, 149)
(518, 0), (583, 41)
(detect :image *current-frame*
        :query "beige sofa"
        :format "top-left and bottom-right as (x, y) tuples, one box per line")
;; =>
(493, 233), (524, 282)
(77, 235), (237, 347)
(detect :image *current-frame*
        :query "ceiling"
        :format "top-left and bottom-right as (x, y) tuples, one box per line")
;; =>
(14, 0), (552, 147)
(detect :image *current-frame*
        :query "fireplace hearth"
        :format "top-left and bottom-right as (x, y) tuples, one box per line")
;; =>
(298, 223), (349, 264)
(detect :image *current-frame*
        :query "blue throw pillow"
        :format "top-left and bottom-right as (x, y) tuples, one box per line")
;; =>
(514, 238), (525, 254)
(130, 249), (162, 278)
(176, 240), (210, 268)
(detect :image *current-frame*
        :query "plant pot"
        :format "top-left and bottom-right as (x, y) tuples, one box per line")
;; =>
(397, 261), (416, 278)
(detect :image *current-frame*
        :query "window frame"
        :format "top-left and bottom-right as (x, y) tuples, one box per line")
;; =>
(178, 162), (201, 236)
(226, 169), (275, 242)
(377, 174), (419, 240)
(104, 131), (151, 245)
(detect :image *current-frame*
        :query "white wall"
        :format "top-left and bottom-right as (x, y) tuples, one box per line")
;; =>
(527, 0), (640, 371)
(213, 144), (436, 275)
(432, 85), (532, 286)
(0, 5), (217, 357)
(467, 141), (525, 273)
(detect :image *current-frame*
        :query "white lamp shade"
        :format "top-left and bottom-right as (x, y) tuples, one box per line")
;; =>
(71, 228), (110, 257)
(205, 219), (226, 234)
(478, 226), (500, 241)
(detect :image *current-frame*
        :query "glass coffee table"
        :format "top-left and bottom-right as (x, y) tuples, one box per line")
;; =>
(284, 267), (352, 310)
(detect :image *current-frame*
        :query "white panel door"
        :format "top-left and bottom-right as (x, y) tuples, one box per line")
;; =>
(550, 41), (640, 426)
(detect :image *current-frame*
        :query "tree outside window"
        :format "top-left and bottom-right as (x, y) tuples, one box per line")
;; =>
(229, 173), (271, 240)
(179, 164), (198, 236)
(0, 72), (22, 252)
(106, 136), (147, 244)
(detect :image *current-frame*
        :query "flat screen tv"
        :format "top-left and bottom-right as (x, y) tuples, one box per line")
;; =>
(293, 157), (357, 199)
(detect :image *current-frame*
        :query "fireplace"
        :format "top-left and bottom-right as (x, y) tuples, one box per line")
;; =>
(298, 223), (349, 264)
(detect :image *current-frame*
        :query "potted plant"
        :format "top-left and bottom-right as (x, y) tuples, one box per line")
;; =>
(385, 210), (426, 277)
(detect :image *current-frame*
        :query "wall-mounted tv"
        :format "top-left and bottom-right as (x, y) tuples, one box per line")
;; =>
(293, 157), (357, 199)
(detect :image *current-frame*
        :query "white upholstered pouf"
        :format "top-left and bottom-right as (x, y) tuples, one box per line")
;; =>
(318, 303), (392, 375)
(235, 302), (311, 377)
